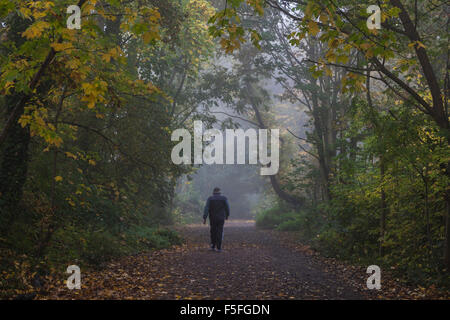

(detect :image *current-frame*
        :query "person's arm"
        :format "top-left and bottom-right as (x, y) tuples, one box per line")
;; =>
(224, 198), (230, 220)
(203, 198), (210, 223)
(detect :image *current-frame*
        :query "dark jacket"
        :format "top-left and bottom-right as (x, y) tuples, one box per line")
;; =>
(203, 193), (230, 221)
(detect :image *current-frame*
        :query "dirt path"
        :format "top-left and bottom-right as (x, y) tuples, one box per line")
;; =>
(39, 220), (438, 300)
(169, 220), (368, 299)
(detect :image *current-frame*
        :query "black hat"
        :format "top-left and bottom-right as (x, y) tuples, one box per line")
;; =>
(213, 187), (221, 194)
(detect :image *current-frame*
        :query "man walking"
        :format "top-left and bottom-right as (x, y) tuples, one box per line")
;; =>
(203, 187), (230, 252)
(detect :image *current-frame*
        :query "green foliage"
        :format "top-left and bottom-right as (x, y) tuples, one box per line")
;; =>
(215, 0), (449, 289)
(0, 0), (216, 297)
(172, 179), (205, 224)
(255, 203), (294, 229)
(125, 226), (183, 253)
(256, 102), (450, 286)
(49, 227), (122, 267)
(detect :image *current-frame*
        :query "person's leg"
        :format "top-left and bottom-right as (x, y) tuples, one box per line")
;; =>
(216, 220), (225, 250)
(209, 220), (216, 249)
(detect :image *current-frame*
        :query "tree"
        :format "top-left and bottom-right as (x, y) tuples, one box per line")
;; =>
(209, 0), (450, 276)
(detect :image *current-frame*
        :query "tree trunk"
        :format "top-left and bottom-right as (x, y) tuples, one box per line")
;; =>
(379, 155), (387, 256)
(268, 175), (304, 208)
(0, 94), (30, 231)
(444, 192), (450, 270)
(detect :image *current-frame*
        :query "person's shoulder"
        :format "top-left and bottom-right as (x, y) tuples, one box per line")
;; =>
(210, 194), (227, 200)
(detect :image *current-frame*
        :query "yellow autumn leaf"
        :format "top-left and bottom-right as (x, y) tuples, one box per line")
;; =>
(65, 152), (77, 160)
(66, 59), (80, 69)
(308, 21), (319, 36)
(19, 7), (32, 19)
(143, 30), (160, 43)
(51, 42), (73, 52)
(360, 43), (372, 50)
(101, 53), (111, 63)
(66, 198), (75, 207)
(54, 176), (63, 182)
(365, 49), (374, 58)
(417, 41), (426, 49)
(22, 21), (50, 39)
(409, 41), (426, 49)
(325, 52), (336, 63)
(319, 14), (328, 24)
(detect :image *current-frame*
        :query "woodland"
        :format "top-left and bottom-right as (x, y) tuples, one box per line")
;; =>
(0, 0), (449, 298)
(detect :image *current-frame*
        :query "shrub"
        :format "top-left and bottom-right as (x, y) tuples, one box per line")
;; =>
(124, 225), (183, 253)
(255, 204), (296, 229)
(276, 217), (303, 231)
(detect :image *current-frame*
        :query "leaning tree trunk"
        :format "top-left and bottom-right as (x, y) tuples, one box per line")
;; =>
(0, 94), (30, 230)
(0, 14), (33, 232)
(247, 84), (304, 208)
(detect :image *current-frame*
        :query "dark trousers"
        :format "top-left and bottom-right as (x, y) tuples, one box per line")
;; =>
(210, 219), (225, 249)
